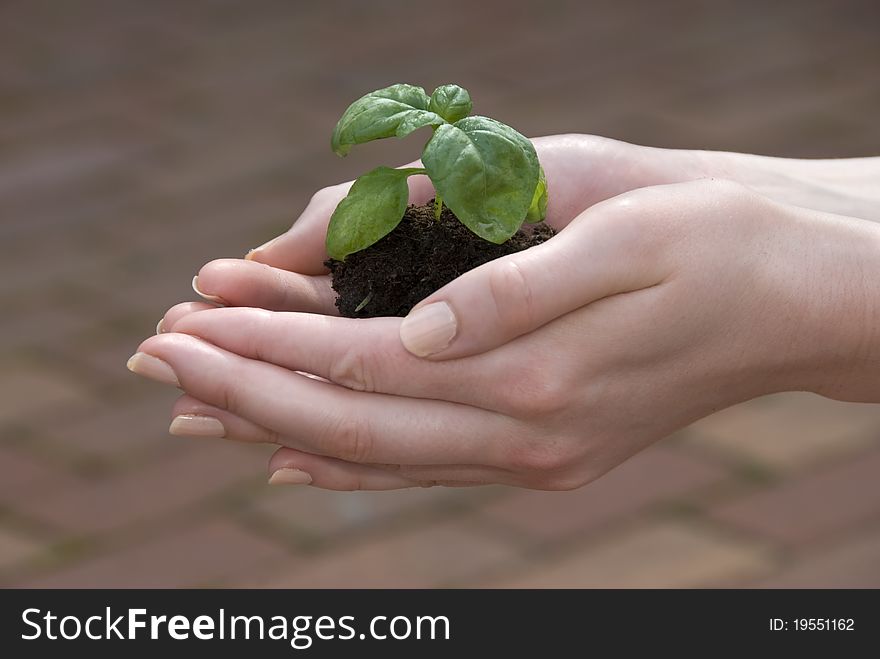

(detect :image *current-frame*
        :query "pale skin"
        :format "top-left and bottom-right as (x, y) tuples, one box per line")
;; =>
(128, 135), (880, 491)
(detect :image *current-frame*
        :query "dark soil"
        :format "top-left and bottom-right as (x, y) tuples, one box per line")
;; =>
(325, 200), (556, 317)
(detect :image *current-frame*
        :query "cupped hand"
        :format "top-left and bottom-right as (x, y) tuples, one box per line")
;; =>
(183, 134), (698, 315)
(134, 180), (880, 490)
(181, 133), (879, 343)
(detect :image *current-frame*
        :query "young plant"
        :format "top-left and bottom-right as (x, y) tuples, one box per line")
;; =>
(326, 83), (548, 260)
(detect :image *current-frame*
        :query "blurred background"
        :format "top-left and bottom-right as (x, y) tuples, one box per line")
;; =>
(1, 0), (879, 588)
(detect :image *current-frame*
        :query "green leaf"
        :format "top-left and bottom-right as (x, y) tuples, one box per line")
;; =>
(331, 84), (445, 156)
(354, 291), (373, 313)
(525, 165), (548, 223)
(422, 116), (539, 243)
(325, 166), (424, 260)
(429, 84), (472, 123)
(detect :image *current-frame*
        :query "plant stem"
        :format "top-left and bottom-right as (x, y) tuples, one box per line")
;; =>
(434, 193), (443, 220)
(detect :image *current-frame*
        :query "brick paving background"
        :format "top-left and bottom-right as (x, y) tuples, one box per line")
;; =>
(1, 0), (879, 588)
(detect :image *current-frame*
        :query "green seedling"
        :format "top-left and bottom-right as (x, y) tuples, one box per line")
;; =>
(326, 83), (548, 260)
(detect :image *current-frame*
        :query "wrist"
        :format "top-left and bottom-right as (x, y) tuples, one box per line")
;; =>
(689, 149), (880, 222)
(786, 211), (880, 402)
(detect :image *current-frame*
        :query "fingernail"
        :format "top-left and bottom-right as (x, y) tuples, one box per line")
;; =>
(192, 275), (226, 305)
(156, 318), (166, 334)
(169, 414), (225, 438)
(400, 301), (457, 357)
(245, 235), (281, 261)
(126, 352), (179, 386)
(268, 468), (313, 486)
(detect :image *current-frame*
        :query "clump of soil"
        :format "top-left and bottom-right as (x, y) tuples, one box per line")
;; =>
(326, 200), (555, 318)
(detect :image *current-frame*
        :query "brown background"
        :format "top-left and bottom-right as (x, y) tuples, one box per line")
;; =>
(1, 0), (879, 587)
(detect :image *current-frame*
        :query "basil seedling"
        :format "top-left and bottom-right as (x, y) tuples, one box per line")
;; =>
(326, 83), (548, 260)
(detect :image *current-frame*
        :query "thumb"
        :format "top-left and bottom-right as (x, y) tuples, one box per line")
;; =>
(398, 187), (674, 360)
(245, 180), (353, 275)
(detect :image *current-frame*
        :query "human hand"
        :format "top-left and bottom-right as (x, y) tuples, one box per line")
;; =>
(184, 134), (880, 319)
(133, 180), (880, 490)
(184, 134), (699, 315)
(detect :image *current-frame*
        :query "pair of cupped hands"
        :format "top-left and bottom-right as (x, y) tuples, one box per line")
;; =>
(129, 134), (880, 491)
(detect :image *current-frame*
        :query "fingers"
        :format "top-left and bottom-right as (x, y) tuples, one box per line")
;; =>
(192, 258), (338, 314)
(267, 448), (422, 491)
(268, 448), (505, 490)
(169, 393), (384, 456)
(167, 395), (513, 489)
(165, 306), (504, 408)
(133, 332), (505, 465)
(170, 394), (279, 443)
(246, 181), (350, 275)
(399, 184), (682, 360)
(159, 302), (216, 334)
(247, 165), (434, 273)
(169, 394), (421, 490)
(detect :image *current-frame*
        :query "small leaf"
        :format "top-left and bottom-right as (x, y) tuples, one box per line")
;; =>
(422, 116), (539, 243)
(429, 84), (473, 123)
(331, 84), (445, 156)
(354, 291), (373, 313)
(525, 165), (548, 223)
(325, 166), (424, 260)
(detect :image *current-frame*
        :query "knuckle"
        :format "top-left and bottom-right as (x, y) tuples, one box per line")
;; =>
(244, 308), (276, 361)
(700, 179), (768, 220)
(592, 192), (658, 255)
(503, 360), (571, 418)
(488, 259), (535, 335)
(262, 427), (283, 445)
(509, 388), (566, 419)
(328, 347), (375, 392)
(695, 177), (748, 198)
(505, 437), (580, 475)
(209, 372), (242, 414)
(322, 412), (375, 463)
(601, 187), (651, 216)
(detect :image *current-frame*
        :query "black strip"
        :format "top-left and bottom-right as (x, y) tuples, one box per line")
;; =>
(1, 589), (876, 656)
